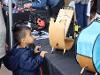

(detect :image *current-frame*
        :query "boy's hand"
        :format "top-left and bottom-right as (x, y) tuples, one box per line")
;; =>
(40, 51), (48, 58)
(34, 46), (41, 53)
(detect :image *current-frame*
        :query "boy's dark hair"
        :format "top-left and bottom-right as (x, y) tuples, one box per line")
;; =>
(12, 23), (31, 43)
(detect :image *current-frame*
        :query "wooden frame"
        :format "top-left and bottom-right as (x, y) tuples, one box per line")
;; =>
(49, 7), (74, 53)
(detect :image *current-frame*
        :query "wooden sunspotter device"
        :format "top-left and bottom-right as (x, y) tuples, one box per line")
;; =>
(49, 7), (74, 54)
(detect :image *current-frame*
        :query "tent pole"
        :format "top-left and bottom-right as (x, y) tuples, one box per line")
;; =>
(8, 0), (13, 49)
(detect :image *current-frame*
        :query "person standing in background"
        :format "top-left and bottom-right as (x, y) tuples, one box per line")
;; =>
(2, 0), (19, 14)
(75, 0), (89, 29)
(0, 1), (6, 68)
(97, 0), (100, 15)
(95, 0), (100, 18)
(87, 0), (92, 23)
(89, 0), (97, 22)
(24, 0), (64, 18)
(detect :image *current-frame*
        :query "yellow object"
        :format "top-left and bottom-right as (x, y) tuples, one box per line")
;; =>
(74, 23), (79, 32)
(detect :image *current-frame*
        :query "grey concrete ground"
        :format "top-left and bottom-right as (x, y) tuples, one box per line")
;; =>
(0, 64), (12, 75)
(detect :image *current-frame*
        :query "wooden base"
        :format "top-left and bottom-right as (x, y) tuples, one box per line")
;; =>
(80, 67), (98, 75)
(77, 54), (96, 73)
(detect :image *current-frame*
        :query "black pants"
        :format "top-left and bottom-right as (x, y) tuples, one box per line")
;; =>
(49, 0), (64, 18)
(0, 57), (3, 68)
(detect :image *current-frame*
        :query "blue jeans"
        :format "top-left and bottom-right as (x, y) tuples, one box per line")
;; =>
(75, 3), (88, 29)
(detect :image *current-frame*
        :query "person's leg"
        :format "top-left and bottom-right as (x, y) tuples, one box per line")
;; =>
(83, 4), (88, 28)
(75, 3), (84, 29)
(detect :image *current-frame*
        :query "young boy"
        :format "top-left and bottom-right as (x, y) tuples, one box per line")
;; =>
(3, 24), (48, 75)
